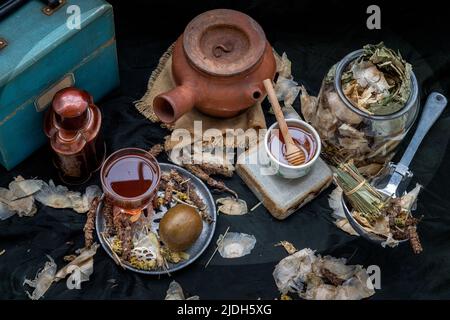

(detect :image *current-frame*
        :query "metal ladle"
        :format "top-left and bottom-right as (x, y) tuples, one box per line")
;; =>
(342, 92), (448, 243)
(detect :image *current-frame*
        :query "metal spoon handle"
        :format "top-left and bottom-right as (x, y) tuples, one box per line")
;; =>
(398, 92), (447, 169)
(382, 92), (447, 196)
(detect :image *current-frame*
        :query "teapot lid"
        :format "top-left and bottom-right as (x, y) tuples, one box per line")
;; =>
(183, 9), (267, 77)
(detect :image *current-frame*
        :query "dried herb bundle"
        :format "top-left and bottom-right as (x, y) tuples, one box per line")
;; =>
(334, 162), (385, 223)
(333, 161), (422, 254)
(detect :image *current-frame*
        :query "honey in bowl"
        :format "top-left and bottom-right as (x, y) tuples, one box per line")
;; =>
(268, 125), (317, 166)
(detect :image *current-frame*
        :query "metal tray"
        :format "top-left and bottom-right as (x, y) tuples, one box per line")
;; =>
(96, 163), (217, 275)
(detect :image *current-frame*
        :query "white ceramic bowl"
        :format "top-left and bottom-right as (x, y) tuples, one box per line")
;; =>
(264, 119), (321, 179)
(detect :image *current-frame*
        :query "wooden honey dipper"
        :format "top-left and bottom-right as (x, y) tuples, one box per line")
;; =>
(263, 79), (306, 166)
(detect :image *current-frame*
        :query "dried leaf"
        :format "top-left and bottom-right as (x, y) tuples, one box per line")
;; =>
(273, 248), (375, 300)
(35, 181), (101, 213)
(300, 86), (318, 124)
(216, 197), (248, 215)
(0, 176), (41, 218)
(217, 232), (256, 258)
(277, 52), (293, 79)
(342, 43), (412, 115)
(328, 187), (359, 236)
(275, 241), (297, 255)
(381, 234), (400, 248)
(55, 243), (99, 285)
(400, 184), (422, 211)
(274, 76), (300, 107)
(328, 187), (345, 219)
(327, 91), (362, 125)
(335, 219), (359, 236)
(23, 255), (57, 300)
(165, 280), (199, 300)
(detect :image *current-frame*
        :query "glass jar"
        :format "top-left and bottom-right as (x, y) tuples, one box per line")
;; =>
(100, 148), (161, 215)
(312, 49), (419, 176)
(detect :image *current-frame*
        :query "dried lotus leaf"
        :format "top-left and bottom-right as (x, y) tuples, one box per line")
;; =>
(300, 86), (318, 123)
(338, 137), (370, 154)
(0, 177), (42, 219)
(274, 76), (300, 107)
(165, 280), (186, 300)
(371, 116), (406, 137)
(351, 60), (391, 94)
(273, 248), (375, 300)
(0, 185), (37, 218)
(165, 280), (199, 300)
(277, 52), (293, 79)
(381, 234), (400, 248)
(335, 219), (359, 236)
(328, 187), (345, 219)
(72, 185), (102, 213)
(9, 196), (37, 217)
(338, 124), (365, 139)
(162, 248), (190, 264)
(216, 197), (248, 215)
(35, 181), (82, 209)
(315, 105), (338, 139)
(328, 187), (359, 236)
(23, 255), (57, 300)
(326, 91), (362, 125)
(55, 243), (99, 283)
(400, 184), (422, 211)
(0, 202), (15, 220)
(35, 181), (101, 213)
(0, 187), (13, 203)
(217, 232), (256, 258)
(8, 176), (43, 199)
(352, 212), (390, 238)
(273, 248), (318, 294)
(358, 163), (384, 177)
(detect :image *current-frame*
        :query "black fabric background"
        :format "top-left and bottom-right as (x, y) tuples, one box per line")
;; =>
(1, 0), (450, 299)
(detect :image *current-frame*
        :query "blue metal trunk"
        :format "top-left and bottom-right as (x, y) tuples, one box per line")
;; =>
(0, 0), (119, 170)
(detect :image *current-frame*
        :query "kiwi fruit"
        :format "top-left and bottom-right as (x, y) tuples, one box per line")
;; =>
(159, 204), (203, 251)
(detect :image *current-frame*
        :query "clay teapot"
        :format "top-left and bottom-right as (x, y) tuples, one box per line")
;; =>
(153, 9), (276, 123)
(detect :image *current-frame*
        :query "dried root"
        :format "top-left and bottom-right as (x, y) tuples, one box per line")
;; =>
(164, 182), (174, 205)
(84, 197), (99, 248)
(199, 163), (233, 178)
(103, 199), (115, 236)
(113, 209), (133, 260)
(408, 226), (423, 254)
(183, 164), (237, 198)
(149, 144), (164, 158)
(321, 268), (344, 286)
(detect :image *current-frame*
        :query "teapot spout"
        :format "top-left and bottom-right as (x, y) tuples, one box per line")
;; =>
(153, 85), (196, 123)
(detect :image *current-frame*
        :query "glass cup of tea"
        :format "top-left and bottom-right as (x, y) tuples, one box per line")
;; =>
(100, 148), (161, 215)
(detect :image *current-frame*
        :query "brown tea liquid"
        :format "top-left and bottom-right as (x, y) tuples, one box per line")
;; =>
(105, 155), (154, 198)
(268, 126), (317, 165)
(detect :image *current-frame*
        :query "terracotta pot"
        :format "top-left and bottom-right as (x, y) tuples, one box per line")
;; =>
(153, 9), (276, 123)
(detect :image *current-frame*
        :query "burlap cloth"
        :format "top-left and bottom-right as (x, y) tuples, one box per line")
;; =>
(135, 44), (283, 149)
